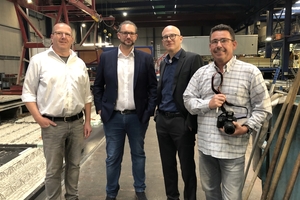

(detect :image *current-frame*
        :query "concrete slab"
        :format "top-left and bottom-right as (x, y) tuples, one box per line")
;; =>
(77, 118), (262, 200)
(0, 95), (21, 103)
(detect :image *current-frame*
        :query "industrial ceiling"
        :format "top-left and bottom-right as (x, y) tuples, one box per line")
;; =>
(94, 0), (299, 31)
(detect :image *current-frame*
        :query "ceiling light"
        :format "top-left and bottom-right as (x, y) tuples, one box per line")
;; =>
(27, 0), (33, 3)
(123, 12), (127, 17)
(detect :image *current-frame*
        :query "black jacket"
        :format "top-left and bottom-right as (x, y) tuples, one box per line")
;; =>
(157, 49), (203, 133)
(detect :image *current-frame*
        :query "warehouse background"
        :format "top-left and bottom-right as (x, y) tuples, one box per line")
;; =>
(0, 0), (275, 78)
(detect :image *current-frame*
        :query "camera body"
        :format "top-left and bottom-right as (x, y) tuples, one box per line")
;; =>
(217, 111), (237, 134)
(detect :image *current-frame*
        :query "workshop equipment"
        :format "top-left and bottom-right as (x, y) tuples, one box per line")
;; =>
(261, 72), (300, 200)
(243, 69), (300, 200)
(265, 102), (300, 200)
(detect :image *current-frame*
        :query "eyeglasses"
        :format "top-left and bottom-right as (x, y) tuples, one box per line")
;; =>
(52, 31), (72, 38)
(119, 31), (136, 36)
(210, 38), (233, 45)
(162, 34), (180, 41)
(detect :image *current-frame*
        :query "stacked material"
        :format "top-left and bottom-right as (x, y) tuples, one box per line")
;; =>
(0, 106), (100, 199)
(0, 148), (45, 199)
(0, 115), (45, 200)
(0, 123), (41, 144)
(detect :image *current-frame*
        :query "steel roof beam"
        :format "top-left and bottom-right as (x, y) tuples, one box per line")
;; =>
(67, 0), (101, 22)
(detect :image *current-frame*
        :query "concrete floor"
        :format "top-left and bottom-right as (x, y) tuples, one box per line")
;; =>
(76, 118), (262, 200)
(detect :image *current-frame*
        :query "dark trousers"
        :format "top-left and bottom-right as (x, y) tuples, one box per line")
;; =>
(156, 113), (197, 200)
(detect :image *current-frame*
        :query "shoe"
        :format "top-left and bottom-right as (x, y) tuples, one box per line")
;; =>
(135, 192), (148, 200)
(105, 196), (116, 200)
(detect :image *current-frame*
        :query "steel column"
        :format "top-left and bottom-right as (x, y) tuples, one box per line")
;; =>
(265, 8), (274, 59)
(282, 0), (292, 79)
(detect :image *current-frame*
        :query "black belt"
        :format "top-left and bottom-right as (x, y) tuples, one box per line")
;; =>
(43, 112), (83, 122)
(158, 110), (182, 118)
(114, 110), (136, 115)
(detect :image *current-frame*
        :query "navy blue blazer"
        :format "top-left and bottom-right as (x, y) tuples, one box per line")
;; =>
(93, 48), (157, 124)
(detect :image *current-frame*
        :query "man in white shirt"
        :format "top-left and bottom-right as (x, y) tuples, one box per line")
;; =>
(22, 22), (92, 200)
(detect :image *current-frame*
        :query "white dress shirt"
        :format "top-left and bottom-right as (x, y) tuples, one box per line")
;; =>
(115, 47), (136, 111)
(21, 46), (93, 117)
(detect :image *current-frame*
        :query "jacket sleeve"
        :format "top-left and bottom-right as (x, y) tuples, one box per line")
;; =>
(93, 53), (106, 114)
(146, 54), (158, 116)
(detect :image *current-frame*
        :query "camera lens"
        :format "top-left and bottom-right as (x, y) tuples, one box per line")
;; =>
(224, 122), (235, 134)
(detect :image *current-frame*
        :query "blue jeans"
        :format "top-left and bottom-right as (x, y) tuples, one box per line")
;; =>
(104, 111), (148, 198)
(198, 151), (245, 200)
(42, 118), (84, 200)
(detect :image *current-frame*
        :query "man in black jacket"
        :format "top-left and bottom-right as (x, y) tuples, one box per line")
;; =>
(155, 25), (204, 200)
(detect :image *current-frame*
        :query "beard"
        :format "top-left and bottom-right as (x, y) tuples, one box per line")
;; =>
(121, 39), (135, 47)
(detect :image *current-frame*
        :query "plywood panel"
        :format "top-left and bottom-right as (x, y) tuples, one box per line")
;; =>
(78, 49), (103, 64)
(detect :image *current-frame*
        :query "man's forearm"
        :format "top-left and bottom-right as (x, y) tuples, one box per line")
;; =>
(24, 102), (42, 121)
(84, 102), (92, 122)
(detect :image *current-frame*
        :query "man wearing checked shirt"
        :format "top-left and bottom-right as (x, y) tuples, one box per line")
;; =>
(183, 24), (272, 200)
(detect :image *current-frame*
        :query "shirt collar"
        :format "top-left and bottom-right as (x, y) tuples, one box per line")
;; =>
(164, 48), (182, 64)
(48, 46), (75, 58)
(226, 56), (236, 72)
(118, 45), (135, 57)
(213, 56), (236, 73)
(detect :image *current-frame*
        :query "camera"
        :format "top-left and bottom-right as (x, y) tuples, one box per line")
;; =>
(217, 111), (237, 134)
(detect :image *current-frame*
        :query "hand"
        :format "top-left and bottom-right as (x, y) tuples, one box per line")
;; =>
(228, 121), (248, 135)
(209, 94), (226, 109)
(84, 122), (92, 138)
(37, 116), (57, 128)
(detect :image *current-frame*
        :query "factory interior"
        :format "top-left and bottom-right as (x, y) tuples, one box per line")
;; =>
(0, 0), (299, 199)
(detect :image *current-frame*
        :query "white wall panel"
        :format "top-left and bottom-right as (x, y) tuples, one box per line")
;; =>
(0, 1), (21, 75)
(0, 60), (19, 74)
(0, 31), (21, 74)
(0, 0), (19, 28)
(0, 1), (48, 76)
(0, 25), (22, 56)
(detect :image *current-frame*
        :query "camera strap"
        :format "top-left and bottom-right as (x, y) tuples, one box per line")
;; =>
(220, 105), (227, 113)
(211, 71), (234, 108)
(211, 71), (248, 119)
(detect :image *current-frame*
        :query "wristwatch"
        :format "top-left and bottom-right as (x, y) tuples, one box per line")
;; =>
(242, 124), (253, 134)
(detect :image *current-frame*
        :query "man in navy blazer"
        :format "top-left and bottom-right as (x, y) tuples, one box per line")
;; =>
(93, 20), (157, 200)
(93, 46), (157, 125)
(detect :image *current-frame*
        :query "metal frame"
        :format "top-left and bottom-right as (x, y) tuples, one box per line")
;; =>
(2, 0), (115, 95)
